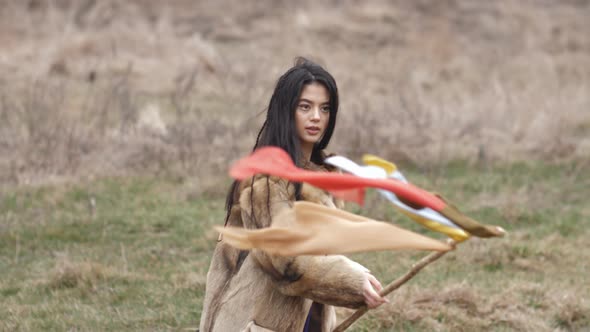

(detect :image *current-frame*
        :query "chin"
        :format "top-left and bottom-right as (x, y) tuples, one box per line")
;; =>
(306, 139), (320, 145)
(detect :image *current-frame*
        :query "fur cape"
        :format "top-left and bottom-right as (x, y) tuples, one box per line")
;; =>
(199, 172), (370, 332)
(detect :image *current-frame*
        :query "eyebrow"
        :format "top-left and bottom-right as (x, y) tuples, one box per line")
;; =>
(299, 98), (330, 105)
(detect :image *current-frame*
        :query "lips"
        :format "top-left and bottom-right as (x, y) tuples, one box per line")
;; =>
(305, 126), (321, 135)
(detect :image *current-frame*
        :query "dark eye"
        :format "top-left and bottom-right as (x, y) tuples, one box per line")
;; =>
(321, 106), (330, 113)
(298, 104), (310, 111)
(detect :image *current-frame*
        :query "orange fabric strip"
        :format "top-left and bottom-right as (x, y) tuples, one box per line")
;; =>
(229, 147), (447, 211)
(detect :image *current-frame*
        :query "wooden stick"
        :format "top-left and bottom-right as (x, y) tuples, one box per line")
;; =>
(333, 240), (457, 332)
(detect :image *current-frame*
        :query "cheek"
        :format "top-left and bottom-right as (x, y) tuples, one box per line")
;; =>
(294, 112), (303, 127)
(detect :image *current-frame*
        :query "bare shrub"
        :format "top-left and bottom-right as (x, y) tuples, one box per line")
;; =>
(550, 291), (590, 331)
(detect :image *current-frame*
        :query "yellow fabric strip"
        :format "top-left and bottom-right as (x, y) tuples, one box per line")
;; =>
(393, 206), (470, 242)
(363, 154), (505, 239)
(362, 154), (397, 174)
(438, 204), (505, 238)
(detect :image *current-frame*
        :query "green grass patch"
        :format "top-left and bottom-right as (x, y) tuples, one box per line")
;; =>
(1, 160), (589, 331)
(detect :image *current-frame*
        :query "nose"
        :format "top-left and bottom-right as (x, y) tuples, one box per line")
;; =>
(310, 107), (321, 122)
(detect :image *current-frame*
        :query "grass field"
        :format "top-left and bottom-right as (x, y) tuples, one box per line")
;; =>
(1, 1), (590, 331)
(2, 160), (588, 331)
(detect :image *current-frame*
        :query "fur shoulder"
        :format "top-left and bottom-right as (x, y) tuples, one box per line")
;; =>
(238, 175), (295, 228)
(238, 175), (294, 199)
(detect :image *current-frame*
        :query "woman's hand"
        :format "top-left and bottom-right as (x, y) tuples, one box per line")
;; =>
(362, 272), (389, 309)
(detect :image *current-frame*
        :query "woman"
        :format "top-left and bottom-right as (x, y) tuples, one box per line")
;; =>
(199, 57), (387, 332)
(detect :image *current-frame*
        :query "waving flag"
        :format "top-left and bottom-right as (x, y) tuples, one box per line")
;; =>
(326, 155), (469, 241)
(230, 147), (446, 210)
(230, 147), (505, 238)
(217, 201), (451, 256)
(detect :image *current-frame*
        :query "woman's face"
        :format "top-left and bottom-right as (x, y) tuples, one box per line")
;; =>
(295, 82), (330, 153)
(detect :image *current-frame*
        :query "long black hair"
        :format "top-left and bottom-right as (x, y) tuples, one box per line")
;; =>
(224, 57), (339, 222)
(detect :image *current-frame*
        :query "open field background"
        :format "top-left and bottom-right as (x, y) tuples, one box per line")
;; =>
(1, 0), (589, 331)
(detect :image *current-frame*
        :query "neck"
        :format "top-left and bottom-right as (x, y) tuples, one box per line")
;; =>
(301, 143), (313, 164)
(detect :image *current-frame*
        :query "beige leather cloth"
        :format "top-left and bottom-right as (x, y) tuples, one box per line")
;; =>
(241, 321), (276, 332)
(217, 201), (451, 256)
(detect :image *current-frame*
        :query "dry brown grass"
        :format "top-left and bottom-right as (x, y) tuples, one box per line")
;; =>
(45, 254), (166, 293)
(47, 256), (113, 290)
(355, 282), (590, 332)
(1, 0), (589, 189)
(338, 230), (590, 331)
